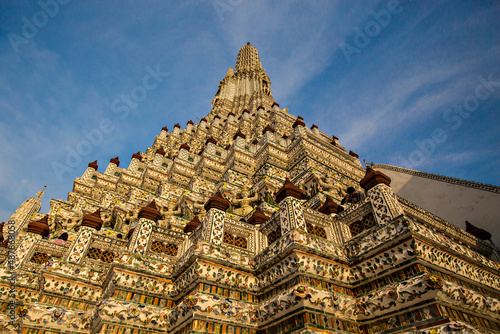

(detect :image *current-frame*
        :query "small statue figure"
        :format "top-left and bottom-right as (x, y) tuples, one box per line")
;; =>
(341, 187), (365, 205)
(233, 186), (259, 216)
(159, 202), (181, 228)
(60, 209), (83, 232)
(102, 210), (113, 228)
(125, 208), (140, 225)
(193, 202), (207, 222)
(314, 172), (346, 199)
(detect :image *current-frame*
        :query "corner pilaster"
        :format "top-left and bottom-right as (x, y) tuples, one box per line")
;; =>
(67, 209), (102, 263)
(275, 178), (307, 233)
(202, 191), (230, 245)
(128, 200), (161, 255)
(361, 167), (404, 225)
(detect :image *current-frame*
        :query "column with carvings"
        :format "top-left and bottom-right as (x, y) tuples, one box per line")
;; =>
(200, 190), (230, 245)
(66, 210), (103, 264)
(128, 200), (161, 255)
(318, 195), (349, 244)
(360, 166), (404, 225)
(275, 178), (307, 234)
(9, 215), (49, 269)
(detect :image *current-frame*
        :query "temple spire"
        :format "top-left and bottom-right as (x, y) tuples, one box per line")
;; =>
(235, 42), (263, 72)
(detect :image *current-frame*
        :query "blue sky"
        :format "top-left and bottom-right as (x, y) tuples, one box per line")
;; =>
(0, 0), (499, 222)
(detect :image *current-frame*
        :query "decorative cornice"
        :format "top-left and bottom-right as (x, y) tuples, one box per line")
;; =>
(81, 209), (103, 231)
(275, 178), (303, 204)
(397, 195), (493, 255)
(262, 125), (275, 134)
(110, 156), (120, 166)
(139, 200), (161, 222)
(371, 164), (500, 194)
(132, 152), (142, 160)
(156, 148), (165, 156)
(360, 166), (391, 191)
(247, 207), (269, 225)
(204, 191), (230, 211)
(206, 137), (217, 145)
(233, 130), (246, 140)
(88, 160), (98, 170)
(318, 196), (341, 215)
(183, 215), (201, 233)
(292, 116), (305, 128)
(27, 215), (50, 237)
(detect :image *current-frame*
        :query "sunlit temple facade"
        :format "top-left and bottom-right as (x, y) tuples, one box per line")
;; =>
(1, 43), (500, 334)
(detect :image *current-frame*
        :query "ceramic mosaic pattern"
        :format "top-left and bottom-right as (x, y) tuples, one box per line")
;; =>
(42, 273), (102, 301)
(291, 198), (307, 232)
(414, 240), (500, 290)
(208, 210), (225, 245)
(368, 185), (394, 224)
(19, 304), (93, 332)
(346, 217), (411, 259)
(115, 251), (174, 275)
(439, 279), (500, 318)
(11, 233), (41, 269)
(67, 226), (94, 264)
(43, 258), (107, 285)
(99, 299), (168, 330)
(279, 202), (291, 234)
(409, 219), (500, 273)
(129, 220), (154, 255)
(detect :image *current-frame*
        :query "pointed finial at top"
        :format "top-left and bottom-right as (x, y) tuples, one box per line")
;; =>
(36, 185), (47, 199)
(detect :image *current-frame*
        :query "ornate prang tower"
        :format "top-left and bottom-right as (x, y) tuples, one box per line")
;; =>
(1, 43), (500, 334)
